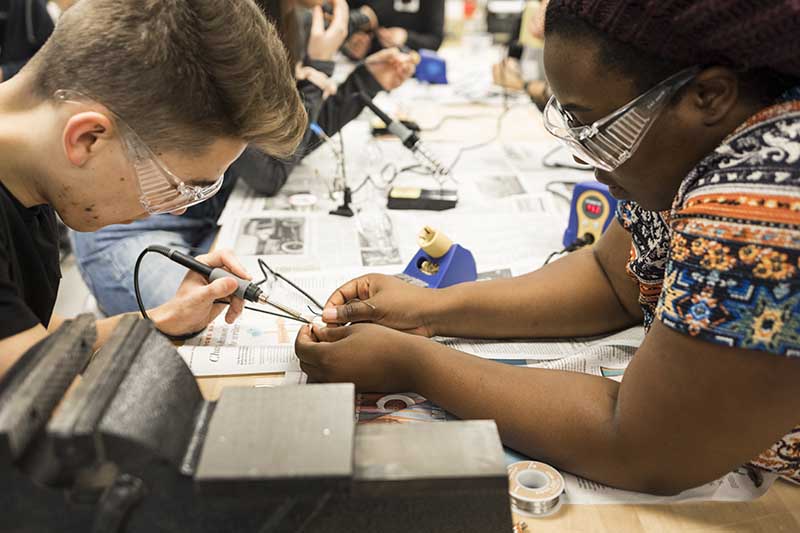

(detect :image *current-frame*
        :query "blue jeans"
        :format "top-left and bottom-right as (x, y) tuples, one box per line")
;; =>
(71, 215), (218, 316)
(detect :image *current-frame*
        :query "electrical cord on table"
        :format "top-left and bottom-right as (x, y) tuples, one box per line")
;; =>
(545, 180), (579, 204)
(445, 48), (514, 174)
(349, 162), (426, 194)
(446, 104), (515, 174)
(419, 113), (494, 132)
(542, 233), (596, 266)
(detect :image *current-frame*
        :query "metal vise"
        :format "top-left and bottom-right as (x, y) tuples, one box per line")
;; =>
(0, 315), (512, 532)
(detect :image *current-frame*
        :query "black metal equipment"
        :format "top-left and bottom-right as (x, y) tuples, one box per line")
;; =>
(0, 316), (513, 532)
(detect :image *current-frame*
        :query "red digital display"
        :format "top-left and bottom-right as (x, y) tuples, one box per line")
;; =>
(582, 197), (604, 219)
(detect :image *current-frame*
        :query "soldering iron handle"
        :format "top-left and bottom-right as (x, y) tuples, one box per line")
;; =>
(166, 249), (214, 277)
(358, 91), (393, 125)
(147, 245), (264, 303)
(358, 92), (419, 148)
(208, 269), (260, 301)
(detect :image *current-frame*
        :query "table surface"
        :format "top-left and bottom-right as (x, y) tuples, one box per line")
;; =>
(196, 46), (800, 531)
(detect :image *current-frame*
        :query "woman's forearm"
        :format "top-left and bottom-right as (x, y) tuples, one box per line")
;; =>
(428, 246), (640, 339)
(407, 338), (639, 486)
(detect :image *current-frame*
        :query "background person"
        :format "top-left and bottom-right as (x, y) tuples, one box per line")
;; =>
(343, 0), (445, 59)
(0, 0), (53, 83)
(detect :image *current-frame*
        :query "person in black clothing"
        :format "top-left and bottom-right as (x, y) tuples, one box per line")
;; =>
(0, 0), (53, 83)
(491, 0), (551, 111)
(71, 0), (417, 316)
(344, 0), (444, 59)
(0, 0), (306, 376)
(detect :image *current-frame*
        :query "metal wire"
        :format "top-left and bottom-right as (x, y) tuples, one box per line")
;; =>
(510, 493), (561, 516)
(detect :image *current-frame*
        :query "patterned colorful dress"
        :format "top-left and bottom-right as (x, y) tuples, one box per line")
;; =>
(617, 95), (800, 483)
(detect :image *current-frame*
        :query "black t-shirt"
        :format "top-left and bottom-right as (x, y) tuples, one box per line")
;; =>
(349, 0), (445, 52)
(0, 181), (60, 339)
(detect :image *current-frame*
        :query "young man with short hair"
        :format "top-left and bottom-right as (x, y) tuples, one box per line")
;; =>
(0, 0), (306, 376)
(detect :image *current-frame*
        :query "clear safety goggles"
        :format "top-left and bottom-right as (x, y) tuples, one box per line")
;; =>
(54, 90), (224, 215)
(542, 67), (700, 171)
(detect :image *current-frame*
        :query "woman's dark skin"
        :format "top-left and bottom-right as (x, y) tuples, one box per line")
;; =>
(294, 34), (800, 494)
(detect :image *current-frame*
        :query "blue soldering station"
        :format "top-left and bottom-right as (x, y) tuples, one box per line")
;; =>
(403, 227), (476, 288)
(414, 49), (448, 85)
(563, 182), (618, 248)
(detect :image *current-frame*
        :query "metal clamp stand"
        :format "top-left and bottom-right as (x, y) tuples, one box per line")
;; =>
(1, 316), (513, 532)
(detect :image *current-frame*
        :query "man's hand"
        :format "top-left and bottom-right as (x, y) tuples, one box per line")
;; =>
(365, 48), (416, 91)
(295, 323), (424, 391)
(344, 31), (371, 60)
(321, 273), (437, 336)
(376, 27), (408, 48)
(307, 0), (349, 61)
(149, 249), (250, 336)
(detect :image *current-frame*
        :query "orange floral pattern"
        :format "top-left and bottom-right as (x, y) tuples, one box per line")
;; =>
(617, 97), (800, 483)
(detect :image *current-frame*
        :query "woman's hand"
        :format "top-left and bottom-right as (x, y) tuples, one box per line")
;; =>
(492, 58), (525, 91)
(321, 273), (437, 336)
(365, 48), (417, 91)
(307, 0), (349, 61)
(296, 65), (338, 99)
(377, 27), (408, 48)
(295, 323), (426, 391)
(149, 249), (250, 336)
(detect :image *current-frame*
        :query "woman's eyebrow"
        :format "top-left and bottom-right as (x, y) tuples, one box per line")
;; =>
(561, 102), (593, 114)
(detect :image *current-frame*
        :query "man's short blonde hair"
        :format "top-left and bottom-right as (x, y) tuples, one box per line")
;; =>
(33, 0), (305, 158)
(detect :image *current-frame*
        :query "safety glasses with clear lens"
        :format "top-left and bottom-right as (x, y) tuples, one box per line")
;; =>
(54, 90), (224, 215)
(542, 67), (700, 171)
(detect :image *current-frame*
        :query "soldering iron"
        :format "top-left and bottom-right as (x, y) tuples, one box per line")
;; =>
(141, 245), (269, 304)
(358, 92), (449, 176)
(133, 245), (316, 340)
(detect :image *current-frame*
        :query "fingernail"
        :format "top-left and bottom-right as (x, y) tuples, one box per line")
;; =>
(322, 308), (337, 321)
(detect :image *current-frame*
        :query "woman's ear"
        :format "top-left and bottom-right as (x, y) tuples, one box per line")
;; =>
(62, 111), (115, 167)
(684, 67), (740, 127)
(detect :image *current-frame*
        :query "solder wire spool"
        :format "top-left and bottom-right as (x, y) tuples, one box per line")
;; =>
(288, 193), (317, 211)
(508, 461), (565, 517)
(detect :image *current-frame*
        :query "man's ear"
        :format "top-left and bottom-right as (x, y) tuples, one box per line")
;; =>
(684, 67), (740, 127)
(62, 111), (115, 167)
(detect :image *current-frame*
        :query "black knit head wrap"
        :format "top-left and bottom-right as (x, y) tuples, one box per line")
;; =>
(547, 0), (800, 78)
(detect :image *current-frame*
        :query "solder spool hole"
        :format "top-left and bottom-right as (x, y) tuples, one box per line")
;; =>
(517, 470), (549, 490)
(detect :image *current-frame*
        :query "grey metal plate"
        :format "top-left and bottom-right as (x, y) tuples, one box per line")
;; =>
(196, 384), (355, 481)
(354, 420), (507, 482)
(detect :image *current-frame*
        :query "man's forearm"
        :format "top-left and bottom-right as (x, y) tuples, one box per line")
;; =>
(427, 247), (640, 339)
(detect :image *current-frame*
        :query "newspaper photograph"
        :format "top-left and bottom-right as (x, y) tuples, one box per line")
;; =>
(234, 216), (306, 256)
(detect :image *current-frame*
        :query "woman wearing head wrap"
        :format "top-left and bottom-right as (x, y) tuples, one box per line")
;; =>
(295, 0), (800, 494)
